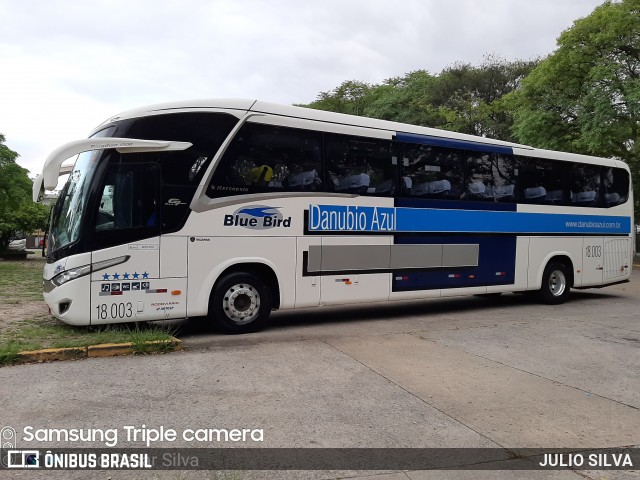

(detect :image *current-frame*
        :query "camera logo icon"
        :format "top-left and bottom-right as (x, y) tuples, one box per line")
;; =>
(1, 427), (17, 468)
(6, 450), (40, 468)
(1, 427), (41, 469)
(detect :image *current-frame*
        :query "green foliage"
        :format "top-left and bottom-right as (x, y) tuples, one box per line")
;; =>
(301, 55), (539, 143)
(436, 56), (538, 139)
(510, 0), (640, 205)
(0, 134), (50, 250)
(309, 80), (374, 116)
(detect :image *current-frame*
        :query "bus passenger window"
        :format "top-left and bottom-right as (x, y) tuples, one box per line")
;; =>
(325, 134), (395, 196)
(208, 123), (323, 196)
(518, 157), (569, 205)
(401, 144), (463, 199)
(490, 154), (517, 202)
(602, 167), (629, 206)
(465, 153), (494, 201)
(569, 164), (601, 206)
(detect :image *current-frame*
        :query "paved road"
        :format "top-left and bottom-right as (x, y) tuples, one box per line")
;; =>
(1, 271), (639, 480)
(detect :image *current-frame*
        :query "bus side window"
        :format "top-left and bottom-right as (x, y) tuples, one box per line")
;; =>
(465, 153), (494, 201)
(325, 134), (395, 196)
(602, 167), (629, 207)
(466, 152), (518, 202)
(491, 154), (517, 202)
(518, 157), (569, 205)
(569, 164), (601, 206)
(400, 144), (463, 199)
(208, 123), (323, 196)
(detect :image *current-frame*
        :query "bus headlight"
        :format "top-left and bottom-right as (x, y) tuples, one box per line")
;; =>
(51, 264), (91, 287)
(45, 255), (129, 292)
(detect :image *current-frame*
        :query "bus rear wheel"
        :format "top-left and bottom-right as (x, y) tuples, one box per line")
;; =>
(210, 272), (272, 334)
(538, 261), (571, 305)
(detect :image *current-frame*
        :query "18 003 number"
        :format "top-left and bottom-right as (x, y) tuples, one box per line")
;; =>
(585, 245), (602, 258)
(95, 303), (133, 320)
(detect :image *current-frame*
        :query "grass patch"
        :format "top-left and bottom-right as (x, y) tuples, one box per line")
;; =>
(0, 320), (178, 366)
(0, 257), (47, 303)
(0, 340), (42, 366)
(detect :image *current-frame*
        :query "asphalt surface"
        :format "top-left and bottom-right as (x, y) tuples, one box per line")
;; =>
(1, 269), (639, 480)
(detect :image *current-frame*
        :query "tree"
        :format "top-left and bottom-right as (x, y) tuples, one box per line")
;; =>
(436, 55), (538, 140)
(304, 80), (374, 116)
(509, 0), (640, 205)
(363, 70), (450, 127)
(301, 55), (538, 143)
(0, 134), (50, 250)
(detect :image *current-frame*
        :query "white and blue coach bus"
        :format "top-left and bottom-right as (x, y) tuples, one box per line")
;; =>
(33, 99), (634, 333)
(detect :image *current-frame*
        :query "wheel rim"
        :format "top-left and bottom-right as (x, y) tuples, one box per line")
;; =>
(222, 283), (260, 324)
(548, 270), (566, 297)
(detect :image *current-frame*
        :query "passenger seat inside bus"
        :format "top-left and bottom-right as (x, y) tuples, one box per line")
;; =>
(401, 177), (413, 195)
(524, 186), (546, 201)
(545, 190), (564, 203)
(605, 192), (621, 205)
(336, 173), (370, 194)
(493, 184), (515, 201)
(571, 190), (597, 204)
(467, 181), (489, 199)
(413, 179), (451, 196)
(373, 178), (395, 195)
(286, 169), (320, 190)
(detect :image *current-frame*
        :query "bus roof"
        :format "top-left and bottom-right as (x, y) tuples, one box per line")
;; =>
(97, 98), (531, 151)
(96, 99), (626, 170)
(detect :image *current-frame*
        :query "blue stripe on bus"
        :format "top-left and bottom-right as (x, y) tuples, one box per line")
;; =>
(395, 132), (514, 155)
(308, 204), (631, 235)
(393, 235), (517, 291)
(395, 208), (631, 235)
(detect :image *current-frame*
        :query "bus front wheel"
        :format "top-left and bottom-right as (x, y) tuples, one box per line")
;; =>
(538, 261), (571, 305)
(209, 272), (272, 334)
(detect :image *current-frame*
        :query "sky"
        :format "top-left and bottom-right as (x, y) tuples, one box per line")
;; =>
(0, 0), (605, 177)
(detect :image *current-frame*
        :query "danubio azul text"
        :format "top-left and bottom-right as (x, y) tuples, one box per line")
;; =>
(308, 204), (631, 235)
(309, 205), (396, 232)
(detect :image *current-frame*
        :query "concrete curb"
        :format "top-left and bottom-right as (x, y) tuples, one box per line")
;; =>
(14, 338), (183, 365)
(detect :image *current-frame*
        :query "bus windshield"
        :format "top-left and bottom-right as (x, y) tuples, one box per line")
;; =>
(48, 150), (102, 255)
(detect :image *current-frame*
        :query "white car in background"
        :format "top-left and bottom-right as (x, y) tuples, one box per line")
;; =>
(8, 238), (27, 250)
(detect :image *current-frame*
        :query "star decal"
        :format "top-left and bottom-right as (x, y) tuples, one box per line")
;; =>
(123, 272), (130, 279)
(142, 271), (149, 279)
(112, 273), (120, 280)
(102, 273), (110, 280)
(132, 272), (140, 279)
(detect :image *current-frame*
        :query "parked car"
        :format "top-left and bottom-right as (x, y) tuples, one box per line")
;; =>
(8, 238), (26, 250)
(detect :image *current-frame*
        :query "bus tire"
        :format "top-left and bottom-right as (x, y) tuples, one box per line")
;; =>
(538, 261), (571, 305)
(209, 272), (272, 334)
